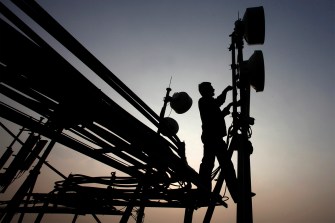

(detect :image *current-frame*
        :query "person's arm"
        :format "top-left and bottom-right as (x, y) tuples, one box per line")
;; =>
(222, 102), (233, 117)
(216, 85), (233, 106)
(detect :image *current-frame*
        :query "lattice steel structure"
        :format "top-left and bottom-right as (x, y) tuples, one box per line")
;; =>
(0, 1), (231, 222)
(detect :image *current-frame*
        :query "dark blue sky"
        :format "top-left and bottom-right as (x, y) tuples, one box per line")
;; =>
(1, 0), (334, 222)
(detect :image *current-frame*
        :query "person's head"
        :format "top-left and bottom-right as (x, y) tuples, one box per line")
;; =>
(198, 82), (214, 97)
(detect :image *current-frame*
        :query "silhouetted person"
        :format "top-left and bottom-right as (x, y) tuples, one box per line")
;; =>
(198, 82), (238, 203)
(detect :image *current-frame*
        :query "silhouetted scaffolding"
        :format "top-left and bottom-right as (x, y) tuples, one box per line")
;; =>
(0, 1), (230, 222)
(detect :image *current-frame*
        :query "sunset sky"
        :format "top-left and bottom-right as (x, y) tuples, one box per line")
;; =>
(1, 0), (334, 223)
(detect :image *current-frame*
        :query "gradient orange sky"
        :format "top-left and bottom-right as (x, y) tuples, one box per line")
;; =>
(1, 0), (334, 222)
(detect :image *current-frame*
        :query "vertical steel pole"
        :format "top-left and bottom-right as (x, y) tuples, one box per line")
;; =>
(235, 23), (253, 223)
(157, 87), (171, 134)
(136, 205), (145, 223)
(184, 207), (194, 223)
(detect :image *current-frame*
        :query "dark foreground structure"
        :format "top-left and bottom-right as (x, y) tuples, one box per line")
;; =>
(0, 1), (264, 223)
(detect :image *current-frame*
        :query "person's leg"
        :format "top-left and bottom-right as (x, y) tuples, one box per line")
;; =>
(198, 144), (215, 201)
(216, 140), (239, 203)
